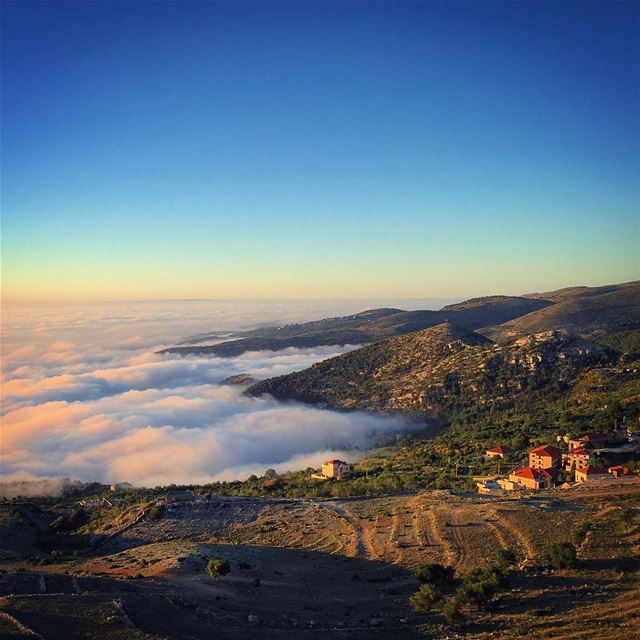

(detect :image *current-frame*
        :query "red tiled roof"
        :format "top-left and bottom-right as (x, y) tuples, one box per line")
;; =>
(487, 446), (513, 454)
(576, 465), (609, 476)
(530, 444), (562, 457)
(580, 432), (609, 442)
(567, 447), (590, 456)
(511, 466), (558, 481)
(323, 459), (347, 465)
(609, 465), (636, 477)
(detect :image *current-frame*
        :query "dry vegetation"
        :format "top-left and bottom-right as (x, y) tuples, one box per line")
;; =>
(0, 479), (639, 639)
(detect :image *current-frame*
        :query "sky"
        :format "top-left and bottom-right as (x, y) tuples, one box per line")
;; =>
(2, 0), (639, 301)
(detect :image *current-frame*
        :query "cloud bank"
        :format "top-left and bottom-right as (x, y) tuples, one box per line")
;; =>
(2, 301), (418, 489)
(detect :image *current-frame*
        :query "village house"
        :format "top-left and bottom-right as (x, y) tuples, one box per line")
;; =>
(568, 432), (611, 451)
(322, 459), (351, 479)
(485, 445), (513, 460)
(529, 444), (562, 470)
(566, 435), (583, 451)
(575, 466), (611, 482)
(580, 432), (610, 449)
(562, 447), (590, 471)
(503, 466), (559, 490)
(609, 465), (637, 478)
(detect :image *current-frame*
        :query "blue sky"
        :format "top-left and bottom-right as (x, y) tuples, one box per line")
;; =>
(2, 0), (639, 300)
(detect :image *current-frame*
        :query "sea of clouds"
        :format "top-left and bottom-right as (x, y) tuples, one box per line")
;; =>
(1, 299), (441, 493)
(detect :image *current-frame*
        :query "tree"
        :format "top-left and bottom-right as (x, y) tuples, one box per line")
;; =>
(263, 469), (277, 479)
(415, 563), (455, 585)
(409, 583), (440, 613)
(545, 541), (577, 569)
(511, 434), (529, 452)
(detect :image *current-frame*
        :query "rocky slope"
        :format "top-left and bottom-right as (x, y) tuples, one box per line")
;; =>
(247, 323), (617, 418)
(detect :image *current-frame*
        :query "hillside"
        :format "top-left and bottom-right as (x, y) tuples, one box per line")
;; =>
(159, 281), (638, 358)
(523, 280), (639, 304)
(247, 323), (617, 417)
(1, 482), (639, 639)
(483, 282), (640, 344)
(159, 296), (552, 357)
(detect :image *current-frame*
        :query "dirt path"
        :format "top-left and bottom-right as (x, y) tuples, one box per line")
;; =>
(321, 502), (375, 559)
(447, 507), (468, 570)
(493, 508), (536, 560)
(425, 507), (455, 566)
(408, 497), (427, 548)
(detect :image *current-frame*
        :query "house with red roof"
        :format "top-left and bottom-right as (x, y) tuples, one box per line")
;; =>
(486, 445), (513, 460)
(568, 432), (611, 451)
(609, 465), (637, 478)
(529, 444), (562, 470)
(322, 459), (351, 479)
(562, 447), (590, 471)
(575, 466), (611, 482)
(580, 432), (611, 449)
(504, 466), (559, 490)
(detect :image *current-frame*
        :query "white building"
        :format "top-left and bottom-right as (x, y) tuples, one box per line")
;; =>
(322, 459), (351, 479)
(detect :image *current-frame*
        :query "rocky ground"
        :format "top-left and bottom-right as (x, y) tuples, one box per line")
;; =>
(0, 479), (639, 639)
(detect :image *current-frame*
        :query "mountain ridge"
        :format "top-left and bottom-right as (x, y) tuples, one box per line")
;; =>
(247, 322), (620, 419)
(159, 281), (638, 358)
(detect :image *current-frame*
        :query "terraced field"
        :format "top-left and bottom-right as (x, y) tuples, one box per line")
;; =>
(0, 479), (639, 639)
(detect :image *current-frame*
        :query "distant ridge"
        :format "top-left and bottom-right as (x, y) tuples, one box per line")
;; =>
(483, 281), (640, 343)
(159, 296), (551, 358)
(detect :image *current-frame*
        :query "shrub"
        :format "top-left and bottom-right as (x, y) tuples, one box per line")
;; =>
(410, 583), (440, 613)
(440, 597), (465, 628)
(206, 559), (231, 578)
(456, 565), (508, 609)
(495, 548), (517, 570)
(545, 542), (577, 569)
(572, 522), (590, 546)
(415, 563), (455, 585)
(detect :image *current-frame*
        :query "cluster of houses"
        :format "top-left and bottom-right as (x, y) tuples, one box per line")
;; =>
(479, 431), (637, 493)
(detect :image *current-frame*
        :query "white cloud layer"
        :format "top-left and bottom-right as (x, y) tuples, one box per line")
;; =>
(1, 301), (418, 489)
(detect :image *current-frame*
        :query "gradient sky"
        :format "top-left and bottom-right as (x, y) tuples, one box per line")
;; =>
(2, 0), (639, 301)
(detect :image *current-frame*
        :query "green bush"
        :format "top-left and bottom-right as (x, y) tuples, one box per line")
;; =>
(415, 563), (455, 585)
(409, 583), (440, 613)
(456, 565), (508, 609)
(440, 597), (465, 628)
(206, 559), (231, 578)
(545, 542), (577, 569)
(495, 548), (517, 570)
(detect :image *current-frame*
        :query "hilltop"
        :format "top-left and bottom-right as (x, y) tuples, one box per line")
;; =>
(247, 323), (619, 419)
(484, 281), (640, 343)
(159, 281), (639, 358)
(158, 296), (552, 357)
